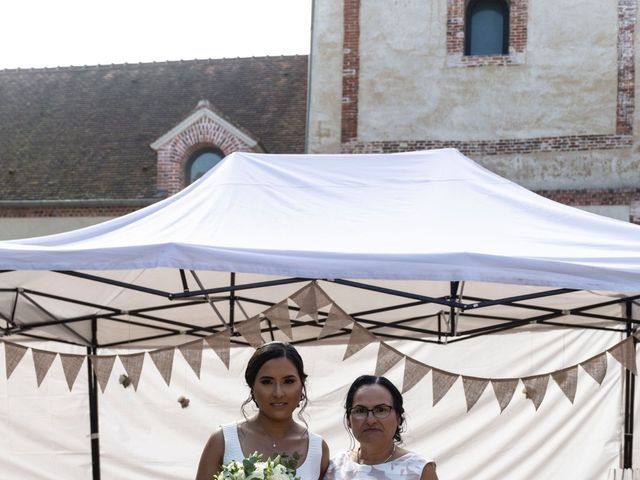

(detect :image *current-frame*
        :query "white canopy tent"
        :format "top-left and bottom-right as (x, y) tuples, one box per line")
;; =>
(1, 149), (639, 479)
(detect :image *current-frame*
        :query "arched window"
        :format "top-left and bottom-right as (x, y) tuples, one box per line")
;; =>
(186, 148), (224, 184)
(465, 0), (509, 56)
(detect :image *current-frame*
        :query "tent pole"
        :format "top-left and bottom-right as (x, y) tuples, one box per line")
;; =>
(623, 300), (635, 469)
(87, 318), (101, 480)
(450, 281), (459, 336)
(229, 272), (236, 332)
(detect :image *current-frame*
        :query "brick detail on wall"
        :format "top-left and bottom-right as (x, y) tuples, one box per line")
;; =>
(340, 0), (635, 158)
(156, 116), (260, 196)
(537, 188), (640, 206)
(341, 0), (360, 143)
(617, 0), (636, 134)
(0, 206), (142, 218)
(446, 0), (528, 67)
(342, 134), (632, 155)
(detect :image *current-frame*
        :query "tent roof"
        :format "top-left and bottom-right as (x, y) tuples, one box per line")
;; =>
(2, 148), (640, 291)
(1, 149), (639, 347)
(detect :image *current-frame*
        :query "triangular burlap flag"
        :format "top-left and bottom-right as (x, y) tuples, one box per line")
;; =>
(32, 349), (57, 387)
(4, 342), (28, 379)
(235, 316), (264, 348)
(205, 329), (231, 369)
(318, 303), (354, 339)
(432, 368), (459, 406)
(119, 352), (145, 390)
(580, 353), (607, 384)
(608, 337), (637, 375)
(343, 322), (377, 360)
(551, 366), (578, 403)
(402, 357), (431, 393)
(289, 281), (333, 321)
(522, 375), (549, 410)
(462, 376), (489, 412)
(178, 339), (204, 378)
(491, 379), (519, 412)
(89, 355), (116, 393)
(375, 342), (405, 376)
(149, 348), (175, 386)
(59, 353), (85, 391)
(263, 300), (293, 339)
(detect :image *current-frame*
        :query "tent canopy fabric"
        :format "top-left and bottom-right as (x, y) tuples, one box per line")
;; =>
(0, 149), (639, 348)
(2, 148), (640, 290)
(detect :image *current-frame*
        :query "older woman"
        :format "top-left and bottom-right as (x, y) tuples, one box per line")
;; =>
(324, 375), (438, 480)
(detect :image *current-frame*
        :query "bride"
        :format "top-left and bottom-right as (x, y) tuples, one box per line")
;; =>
(195, 341), (330, 480)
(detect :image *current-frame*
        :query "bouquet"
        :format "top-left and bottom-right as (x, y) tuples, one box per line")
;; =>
(214, 451), (301, 480)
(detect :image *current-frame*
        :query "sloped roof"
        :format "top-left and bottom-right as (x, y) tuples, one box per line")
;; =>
(0, 56), (308, 201)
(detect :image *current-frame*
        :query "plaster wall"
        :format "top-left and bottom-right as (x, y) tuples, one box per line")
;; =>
(0, 217), (113, 241)
(358, 0), (618, 141)
(307, 0), (344, 153)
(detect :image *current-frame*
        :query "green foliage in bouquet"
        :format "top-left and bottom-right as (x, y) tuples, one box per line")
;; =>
(214, 451), (301, 480)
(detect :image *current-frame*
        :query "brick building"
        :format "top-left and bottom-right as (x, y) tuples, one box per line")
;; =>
(307, 0), (640, 222)
(0, 56), (307, 239)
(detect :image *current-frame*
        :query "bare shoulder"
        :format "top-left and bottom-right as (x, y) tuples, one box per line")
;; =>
(319, 439), (330, 478)
(420, 461), (438, 480)
(195, 428), (226, 480)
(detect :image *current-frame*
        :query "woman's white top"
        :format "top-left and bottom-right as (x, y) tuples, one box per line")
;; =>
(221, 423), (323, 480)
(324, 450), (434, 480)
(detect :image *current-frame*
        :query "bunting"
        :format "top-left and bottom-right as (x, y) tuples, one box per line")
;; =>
(402, 357), (431, 393)
(59, 353), (85, 391)
(32, 349), (57, 387)
(432, 369), (459, 406)
(581, 353), (607, 384)
(149, 348), (175, 386)
(89, 355), (117, 393)
(119, 352), (145, 390)
(462, 376), (489, 411)
(318, 303), (353, 339)
(205, 330), (231, 369)
(4, 341), (28, 379)
(0, 282), (638, 415)
(343, 322), (377, 360)
(235, 316), (264, 348)
(289, 281), (333, 321)
(491, 379), (519, 413)
(375, 343), (405, 376)
(522, 375), (549, 410)
(263, 300), (293, 339)
(178, 339), (205, 378)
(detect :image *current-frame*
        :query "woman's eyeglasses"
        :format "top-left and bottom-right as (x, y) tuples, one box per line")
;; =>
(349, 404), (393, 419)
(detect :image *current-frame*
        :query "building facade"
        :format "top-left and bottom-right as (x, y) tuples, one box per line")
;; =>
(307, 0), (640, 221)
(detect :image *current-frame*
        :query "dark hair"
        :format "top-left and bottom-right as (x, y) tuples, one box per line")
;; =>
(241, 341), (308, 417)
(345, 375), (405, 443)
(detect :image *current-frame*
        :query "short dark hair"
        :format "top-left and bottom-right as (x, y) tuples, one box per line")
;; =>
(345, 375), (405, 443)
(241, 341), (308, 416)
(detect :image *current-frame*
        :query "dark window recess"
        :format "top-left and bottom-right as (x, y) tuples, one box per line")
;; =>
(465, 0), (509, 56)
(186, 148), (224, 184)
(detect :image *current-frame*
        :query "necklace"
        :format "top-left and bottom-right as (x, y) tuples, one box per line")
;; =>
(357, 444), (396, 465)
(254, 418), (294, 450)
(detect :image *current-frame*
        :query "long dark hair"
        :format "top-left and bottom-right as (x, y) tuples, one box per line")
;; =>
(344, 375), (405, 443)
(241, 341), (308, 418)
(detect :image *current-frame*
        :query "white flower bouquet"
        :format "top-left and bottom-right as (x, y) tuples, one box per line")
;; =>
(214, 451), (301, 480)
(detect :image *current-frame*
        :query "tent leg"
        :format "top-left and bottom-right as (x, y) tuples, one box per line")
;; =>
(87, 320), (101, 480)
(623, 301), (635, 469)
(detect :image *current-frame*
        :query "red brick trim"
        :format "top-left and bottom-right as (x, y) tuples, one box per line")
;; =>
(617, 0), (636, 134)
(0, 206), (142, 218)
(447, 0), (528, 67)
(536, 188), (640, 206)
(156, 116), (260, 197)
(341, 0), (360, 143)
(341, 0), (636, 156)
(342, 134), (632, 155)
